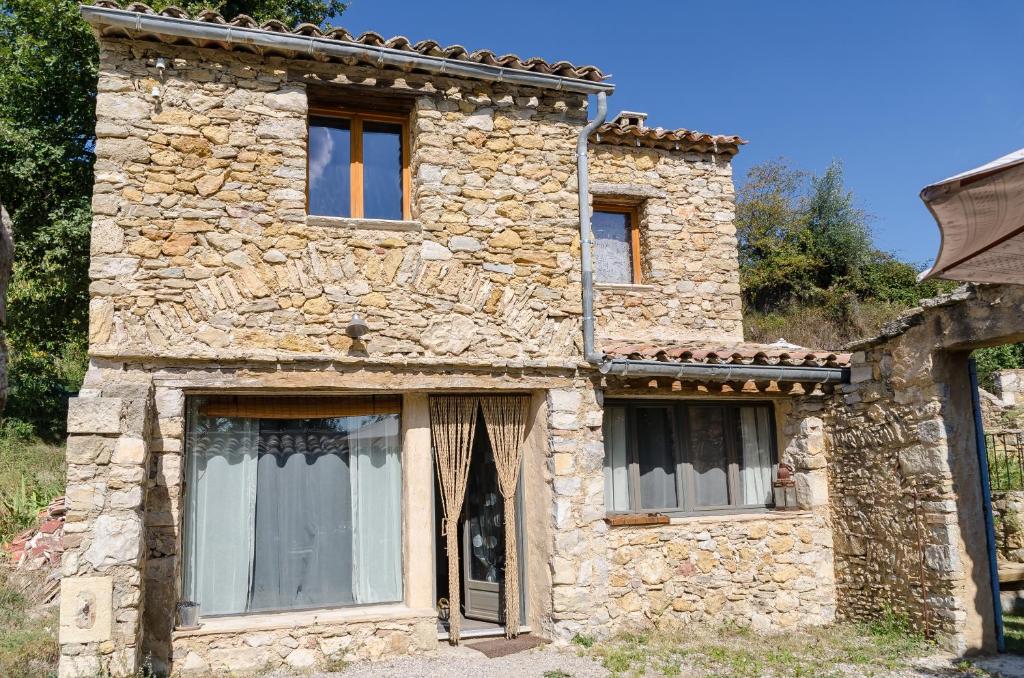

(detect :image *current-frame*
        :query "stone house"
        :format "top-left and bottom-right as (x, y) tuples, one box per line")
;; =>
(59, 3), (1006, 676)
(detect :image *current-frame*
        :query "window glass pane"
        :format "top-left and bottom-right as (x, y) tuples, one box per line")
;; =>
(603, 406), (630, 511)
(593, 210), (633, 284)
(636, 407), (677, 510)
(183, 404), (258, 616)
(363, 121), (403, 220)
(739, 406), (774, 506)
(308, 117), (351, 217)
(185, 398), (402, 616)
(687, 407), (729, 507)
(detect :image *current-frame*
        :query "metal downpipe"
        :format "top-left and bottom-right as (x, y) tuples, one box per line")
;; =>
(578, 91), (608, 365)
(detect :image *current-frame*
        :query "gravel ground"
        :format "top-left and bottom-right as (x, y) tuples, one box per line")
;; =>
(272, 643), (1024, 678)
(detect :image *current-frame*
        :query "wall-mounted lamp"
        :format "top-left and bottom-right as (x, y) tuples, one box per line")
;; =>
(345, 313), (369, 339)
(155, 57), (168, 72)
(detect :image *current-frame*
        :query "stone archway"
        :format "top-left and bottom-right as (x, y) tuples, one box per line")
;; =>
(826, 283), (1024, 654)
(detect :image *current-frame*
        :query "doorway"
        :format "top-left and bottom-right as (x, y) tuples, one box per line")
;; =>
(433, 412), (525, 637)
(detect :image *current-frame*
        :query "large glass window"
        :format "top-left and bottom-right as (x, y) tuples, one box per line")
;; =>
(593, 205), (641, 284)
(183, 396), (403, 617)
(308, 112), (408, 220)
(602, 401), (776, 514)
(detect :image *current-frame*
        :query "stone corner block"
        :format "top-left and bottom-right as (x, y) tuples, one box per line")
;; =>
(59, 576), (113, 644)
(112, 437), (147, 466)
(84, 514), (143, 569)
(67, 398), (123, 435)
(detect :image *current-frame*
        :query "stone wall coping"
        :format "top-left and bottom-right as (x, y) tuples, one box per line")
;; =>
(595, 283), (658, 293)
(172, 604), (436, 638)
(304, 215), (423, 232)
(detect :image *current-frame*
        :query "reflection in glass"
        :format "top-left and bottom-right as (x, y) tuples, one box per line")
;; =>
(603, 406), (630, 511)
(308, 117), (351, 217)
(636, 407), (677, 509)
(593, 210), (633, 283)
(688, 407), (729, 507)
(363, 121), (403, 220)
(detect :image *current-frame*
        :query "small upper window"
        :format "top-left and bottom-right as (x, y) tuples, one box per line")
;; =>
(308, 110), (410, 221)
(593, 204), (641, 284)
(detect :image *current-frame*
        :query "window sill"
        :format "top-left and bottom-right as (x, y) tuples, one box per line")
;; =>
(172, 603), (435, 638)
(595, 282), (657, 293)
(605, 513), (670, 527)
(604, 509), (815, 528)
(305, 215), (422, 232)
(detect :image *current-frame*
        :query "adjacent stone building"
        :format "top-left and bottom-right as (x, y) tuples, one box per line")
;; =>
(59, 3), (1008, 676)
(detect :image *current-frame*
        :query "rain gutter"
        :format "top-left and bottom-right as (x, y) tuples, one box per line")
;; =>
(79, 5), (616, 96)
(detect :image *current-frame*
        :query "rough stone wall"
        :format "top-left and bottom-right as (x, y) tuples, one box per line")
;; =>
(994, 370), (1024, 407)
(543, 380), (835, 640)
(59, 378), (154, 677)
(172, 616), (437, 674)
(89, 39), (601, 366)
(825, 284), (1024, 654)
(588, 143), (743, 344)
(992, 491), (1024, 563)
(603, 514), (834, 632)
(826, 344), (964, 648)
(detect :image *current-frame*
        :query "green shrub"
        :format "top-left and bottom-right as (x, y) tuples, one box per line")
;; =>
(0, 433), (64, 544)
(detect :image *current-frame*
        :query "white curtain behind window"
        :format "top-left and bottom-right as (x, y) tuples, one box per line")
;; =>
(350, 415), (402, 604)
(250, 426), (353, 612)
(740, 407), (774, 505)
(184, 408), (258, 616)
(603, 407), (630, 511)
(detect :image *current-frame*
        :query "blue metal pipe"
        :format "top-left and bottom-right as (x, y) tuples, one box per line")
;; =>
(969, 356), (1005, 653)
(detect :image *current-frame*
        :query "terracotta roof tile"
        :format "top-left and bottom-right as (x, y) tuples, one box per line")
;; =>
(602, 341), (851, 368)
(86, 2), (609, 84)
(592, 122), (747, 155)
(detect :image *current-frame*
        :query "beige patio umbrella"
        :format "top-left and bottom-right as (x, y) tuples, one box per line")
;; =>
(919, 147), (1024, 283)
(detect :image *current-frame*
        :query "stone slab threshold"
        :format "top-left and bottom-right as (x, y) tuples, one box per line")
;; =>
(438, 625), (532, 641)
(172, 604), (435, 638)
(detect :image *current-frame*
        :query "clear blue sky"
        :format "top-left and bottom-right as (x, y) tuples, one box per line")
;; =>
(335, 1), (1024, 266)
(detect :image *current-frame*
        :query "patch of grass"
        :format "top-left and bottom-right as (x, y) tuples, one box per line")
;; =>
(0, 568), (58, 678)
(570, 633), (594, 648)
(543, 671), (572, 678)
(0, 428), (64, 545)
(1003, 612), (1024, 654)
(578, 618), (932, 678)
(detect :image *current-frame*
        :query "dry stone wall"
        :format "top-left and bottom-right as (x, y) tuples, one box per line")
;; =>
(824, 284), (1024, 654)
(588, 144), (743, 344)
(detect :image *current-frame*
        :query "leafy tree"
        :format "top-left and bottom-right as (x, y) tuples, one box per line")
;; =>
(0, 0), (344, 437)
(737, 158), (957, 347)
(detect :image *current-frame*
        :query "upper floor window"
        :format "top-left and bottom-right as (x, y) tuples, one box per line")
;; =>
(308, 109), (410, 221)
(593, 204), (641, 284)
(603, 401), (777, 514)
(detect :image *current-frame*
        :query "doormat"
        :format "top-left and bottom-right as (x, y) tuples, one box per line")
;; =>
(466, 634), (546, 658)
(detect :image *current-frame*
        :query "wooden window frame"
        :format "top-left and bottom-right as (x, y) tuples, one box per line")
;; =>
(307, 107), (412, 221)
(603, 400), (779, 516)
(592, 202), (642, 284)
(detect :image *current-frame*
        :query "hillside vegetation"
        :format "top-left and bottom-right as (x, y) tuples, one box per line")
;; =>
(738, 159), (954, 346)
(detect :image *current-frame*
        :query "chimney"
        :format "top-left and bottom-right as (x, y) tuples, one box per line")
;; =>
(611, 111), (648, 129)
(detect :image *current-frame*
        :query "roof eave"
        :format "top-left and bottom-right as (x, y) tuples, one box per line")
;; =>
(80, 5), (616, 95)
